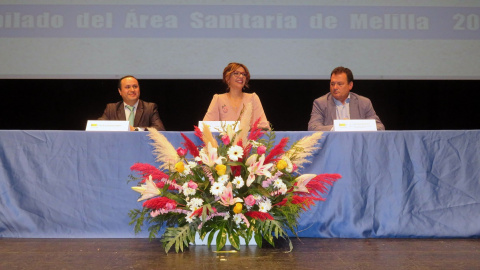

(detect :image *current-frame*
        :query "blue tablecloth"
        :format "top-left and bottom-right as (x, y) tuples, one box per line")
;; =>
(1, 130), (479, 238)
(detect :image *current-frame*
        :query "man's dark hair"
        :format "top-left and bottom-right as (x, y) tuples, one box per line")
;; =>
(331, 66), (354, 83)
(118, 75), (138, 89)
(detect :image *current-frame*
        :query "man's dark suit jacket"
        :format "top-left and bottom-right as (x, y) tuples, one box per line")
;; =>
(98, 100), (165, 131)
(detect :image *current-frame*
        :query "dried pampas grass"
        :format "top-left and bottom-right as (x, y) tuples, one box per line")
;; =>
(233, 103), (252, 146)
(200, 123), (218, 148)
(147, 128), (179, 171)
(285, 131), (323, 169)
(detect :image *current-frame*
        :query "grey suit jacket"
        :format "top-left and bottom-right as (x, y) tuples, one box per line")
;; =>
(98, 99), (165, 131)
(308, 92), (385, 131)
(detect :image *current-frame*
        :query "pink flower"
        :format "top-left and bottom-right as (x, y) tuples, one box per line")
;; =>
(257, 145), (266, 155)
(165, 202), (176, 210)
(292, 164), (298, 172)
(244, 195), (256, 206)
(187, 180), (198, 189)
(176, 147), (187, 157)
(219, 182), (243, 206)
(246, 154), (273, 187)
(221, 134), (230, 145)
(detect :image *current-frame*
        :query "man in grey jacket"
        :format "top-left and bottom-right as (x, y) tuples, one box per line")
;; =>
(308, 67), (385, 131)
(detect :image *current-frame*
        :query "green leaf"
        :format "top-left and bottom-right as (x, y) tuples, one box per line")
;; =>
(216, 227), (227, 251)
(228, 230), (240, 250)
(254, 232), (263, 248)
(263, 231), (274, 246)
(207, 229), (215, 248)
(246, 226), (254, 245)
(199, 230), (207, 241)
(201, 206), (208, 221)
(161, 224), (192, 253)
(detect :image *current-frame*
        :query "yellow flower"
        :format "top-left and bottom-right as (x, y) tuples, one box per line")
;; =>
(216, 164), (227, 175)
(277, 160), (287, 170)
(175, 161), (185, 173)
(233, 202), (243, 214)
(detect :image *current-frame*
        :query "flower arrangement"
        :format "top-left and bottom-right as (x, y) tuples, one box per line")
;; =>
(129, 106), (340, 253)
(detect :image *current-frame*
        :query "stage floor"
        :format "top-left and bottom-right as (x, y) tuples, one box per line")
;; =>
(1, 238), (479, 269)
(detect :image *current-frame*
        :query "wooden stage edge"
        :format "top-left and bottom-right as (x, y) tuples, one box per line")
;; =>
(1, 238), (479, 269)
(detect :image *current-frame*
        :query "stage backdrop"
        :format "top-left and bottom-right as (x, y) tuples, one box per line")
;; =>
(1, 1), (480, 80)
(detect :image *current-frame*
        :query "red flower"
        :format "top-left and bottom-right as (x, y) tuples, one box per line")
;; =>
(130, 163), (178, 190)
(302, 173), (342, 198)
(130, 163), (169, 183)
(176, 147), (187, 157)
(274, 198), (288, 207)
(231, 165), (242, 176)
(221, 134), (230, 145)
(190, 207), (217, 217)
(181, 133), (200, 157)
(291, 195), (316, 210)
(264, 137), (289, 164)
(194, 126), (203, 141)
(248, 117), (265, 141)
(245, 211), (274, 221)
(143, 197), (177, 210)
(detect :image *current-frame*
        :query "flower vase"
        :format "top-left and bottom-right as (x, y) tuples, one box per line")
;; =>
(192, 232), (257, 246)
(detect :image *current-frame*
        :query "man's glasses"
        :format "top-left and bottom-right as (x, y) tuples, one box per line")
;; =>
(232, 72), (247, 77)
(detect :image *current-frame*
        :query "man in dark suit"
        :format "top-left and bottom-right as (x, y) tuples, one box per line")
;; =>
(308, 66), (384, 131)
(98, 75), (165, 131)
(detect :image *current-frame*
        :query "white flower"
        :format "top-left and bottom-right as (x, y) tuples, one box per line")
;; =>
(210, 182), (225, 196)
(281, 156), (294, 173)
(273, 179), (285, 189)
(131, 175), (161, 202)
(294, 174), (316, 193)
(188, 161), (197, 168)
(180, 164), (191, 176)
(258, 199), (272, 213)
(253, 194), (262, 202)
(186, 212), (196, 223)
(233, 214), (243, 225)
(217, 174), (229, 184)
(224, 212), (231, 220)
(227, 145), (244, 161)
(182, 184), (196, 197)
(245, 154), (258, 166)
(187, 197), (204, 211)
(233, 176), (244, 189)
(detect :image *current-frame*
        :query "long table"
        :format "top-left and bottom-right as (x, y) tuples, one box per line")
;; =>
(1, 130), (479, 238)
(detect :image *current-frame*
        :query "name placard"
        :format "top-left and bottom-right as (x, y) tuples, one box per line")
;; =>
(334, 119), (377, 132)
(198, 121), (238, 132)
(85, 120), (130, 131)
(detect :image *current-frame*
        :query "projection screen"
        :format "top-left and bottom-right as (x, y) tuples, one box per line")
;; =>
(1, 0), (479, 79)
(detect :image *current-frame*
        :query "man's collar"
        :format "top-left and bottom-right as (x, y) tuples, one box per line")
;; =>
(124, 100), (139, 108)
(333, 94), (351, 106)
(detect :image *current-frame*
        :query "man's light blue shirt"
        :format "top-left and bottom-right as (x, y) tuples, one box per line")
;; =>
(334, 94), (351, 120)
